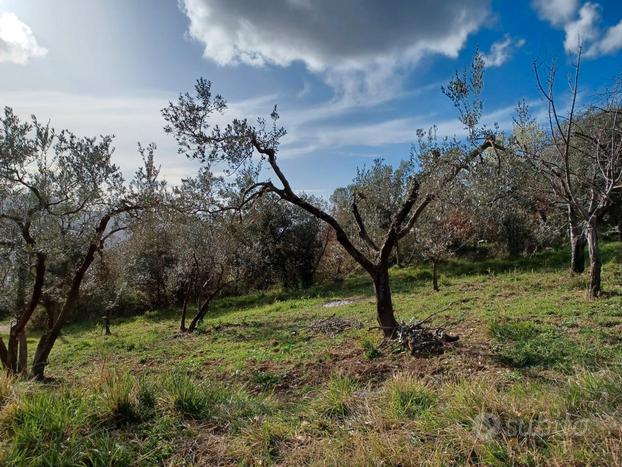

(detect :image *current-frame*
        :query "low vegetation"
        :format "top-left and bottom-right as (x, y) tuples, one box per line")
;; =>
(1, 244), (621, 465)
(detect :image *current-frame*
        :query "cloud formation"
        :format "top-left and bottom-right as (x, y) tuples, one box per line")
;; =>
(0, 12), (47, 64)
(180, 0), (490, 101)
(563, 2), (599, 54)
(481, 36), (525, 67)
(533, 1), (622, 57)
(532, 0), (578, 26)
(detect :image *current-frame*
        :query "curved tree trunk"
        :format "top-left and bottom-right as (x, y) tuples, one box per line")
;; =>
(586, 223), (601, 299)
(569, 215), (586, 274)
(373, 266), (398, 337)
(7, 251), (46, 375)
(31, 214), (111, 380)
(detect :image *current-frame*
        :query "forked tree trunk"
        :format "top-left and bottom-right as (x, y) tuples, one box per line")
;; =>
(31, 214), (112, 380)
(586, 223), (601, 299)
(7, 251), (46, 375)
(373, 266), (398, 337)
(569, 214), (586, 274)
(432, 260), (439, 292)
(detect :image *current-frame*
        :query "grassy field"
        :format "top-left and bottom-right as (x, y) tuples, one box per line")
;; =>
(1, 243), (621, 465)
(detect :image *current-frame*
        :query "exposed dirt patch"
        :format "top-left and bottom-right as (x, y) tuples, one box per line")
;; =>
(245, 320), (504, 395)
(176, 426), (234, 466)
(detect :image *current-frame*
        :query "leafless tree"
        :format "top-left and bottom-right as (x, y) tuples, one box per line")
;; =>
(514, 50), (622, 297)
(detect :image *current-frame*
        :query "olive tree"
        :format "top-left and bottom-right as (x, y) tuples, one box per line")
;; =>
(0, 108), (159, 379)
(163, 55), (502, 336)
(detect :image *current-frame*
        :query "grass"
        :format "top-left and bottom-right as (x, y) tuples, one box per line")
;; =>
(0, 242), (621, 464)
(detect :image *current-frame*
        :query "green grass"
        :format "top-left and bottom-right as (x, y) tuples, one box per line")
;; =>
(1, 242), (621, 465)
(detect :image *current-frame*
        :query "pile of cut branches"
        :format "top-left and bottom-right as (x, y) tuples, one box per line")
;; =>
(379, 305), (459, 356)
(308, 314), (363, 336)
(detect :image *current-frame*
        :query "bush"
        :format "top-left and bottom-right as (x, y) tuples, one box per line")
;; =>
(361, 338), (381, 360)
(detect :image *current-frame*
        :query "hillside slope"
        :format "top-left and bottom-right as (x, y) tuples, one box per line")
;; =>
(1, 244), (621, 465)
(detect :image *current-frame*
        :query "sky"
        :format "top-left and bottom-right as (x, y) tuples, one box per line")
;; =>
(1, 0), (622, 196)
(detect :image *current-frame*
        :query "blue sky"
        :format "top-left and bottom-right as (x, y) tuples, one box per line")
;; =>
(1, 0), (621, 196)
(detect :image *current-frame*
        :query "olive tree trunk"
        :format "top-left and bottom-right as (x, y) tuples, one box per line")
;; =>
(569, 211), (586, 274)
(372, 266), (399, 337)
(586, 222), (602, 299)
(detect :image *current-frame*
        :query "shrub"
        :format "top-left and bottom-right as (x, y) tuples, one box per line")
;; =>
(361, 338), (381, 360)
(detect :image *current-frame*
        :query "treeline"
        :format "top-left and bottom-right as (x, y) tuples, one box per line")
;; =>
(0, 52), (621, 379)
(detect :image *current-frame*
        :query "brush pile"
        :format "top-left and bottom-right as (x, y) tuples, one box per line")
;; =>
(380, 306), (459, 356)
(308, 314), (363, 336)
(391, 322), (459, 355)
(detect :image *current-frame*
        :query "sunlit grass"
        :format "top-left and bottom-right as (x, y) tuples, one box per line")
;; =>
(0, 242), (620, 464)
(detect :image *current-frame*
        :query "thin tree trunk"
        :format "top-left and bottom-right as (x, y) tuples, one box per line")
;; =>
(31, 214), (112, 380)
(586, 223), (601, 299)
(432, 260), (439, 292)
(187, 297), (212, 333)
(7, 252), (46, 374)
(0, 338), (8, 369)
(180, 281), (192, 332)
(373, 266), (399, 338)
(569, 209), (586, 273)
(103, 315), (112, 336)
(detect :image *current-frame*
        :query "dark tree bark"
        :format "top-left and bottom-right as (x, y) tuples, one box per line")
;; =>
(103, 315), (112, 336)
(31, 207), (137, 380)
(17, 331), (27, 375)
(179, 281), (192, 332)
(569, 207), (586, 274)
(373, 266), (399, 337)
(187, 298), (212, 333)
(586, 222), (601, 299)
(7, 251), (46, 374)
(432, 260), (439, 292)
(0, 338), (8, 369)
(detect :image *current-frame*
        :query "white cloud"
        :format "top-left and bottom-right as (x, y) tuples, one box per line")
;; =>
(563, 2), (599, 54)
(533, 1), (622, 58)
(532, 0), (578, 26)
(586, 19), (622, 56)
(179, 0), (490, 102)
(0, 12), (47, 64)
(481, 36), (525, 67)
